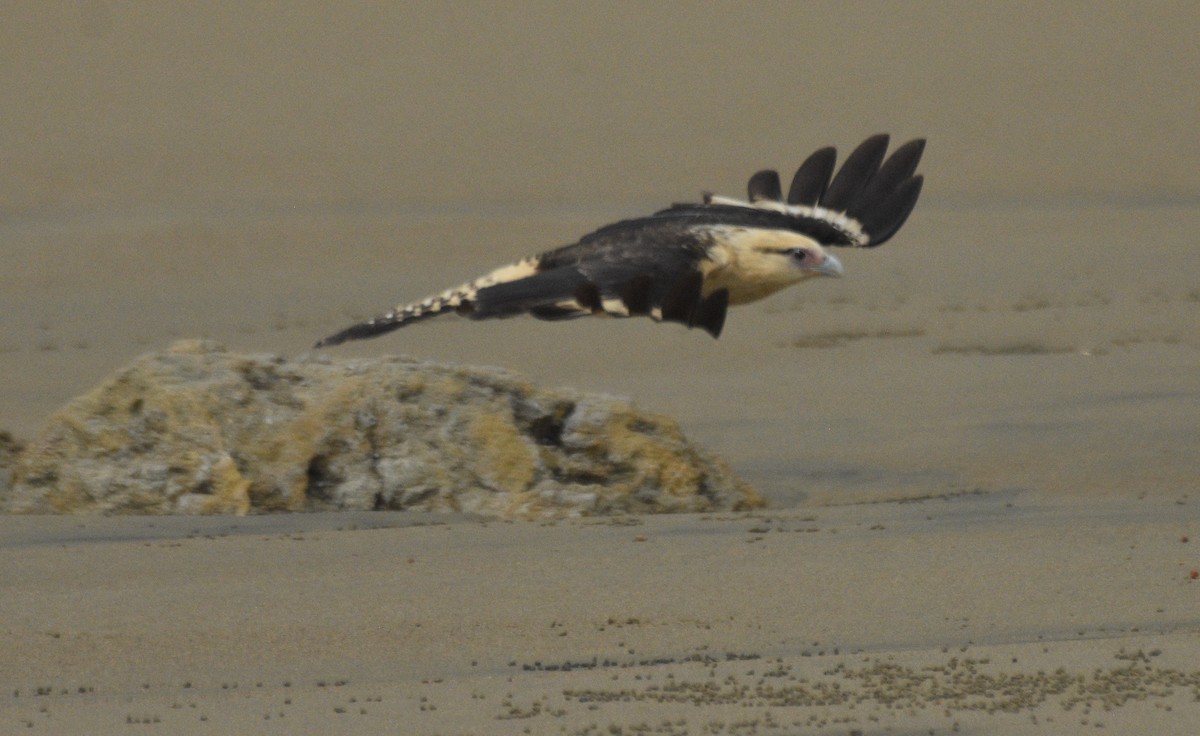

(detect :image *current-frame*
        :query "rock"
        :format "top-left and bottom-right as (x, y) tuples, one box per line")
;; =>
(0, 431), (22, 499)
(2, 340), (760, 518)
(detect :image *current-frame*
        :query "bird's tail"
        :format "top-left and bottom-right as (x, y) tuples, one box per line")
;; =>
(314, 254), (545, 347)
(313, 282), (475, 347)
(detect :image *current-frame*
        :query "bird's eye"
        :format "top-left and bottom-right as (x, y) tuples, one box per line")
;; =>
(790, 249), (808, 261)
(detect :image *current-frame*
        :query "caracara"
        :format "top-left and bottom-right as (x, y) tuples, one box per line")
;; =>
(315, 134), (924, 347)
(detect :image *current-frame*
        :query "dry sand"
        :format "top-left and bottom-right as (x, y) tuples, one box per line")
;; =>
(3, 3), (1199, 734)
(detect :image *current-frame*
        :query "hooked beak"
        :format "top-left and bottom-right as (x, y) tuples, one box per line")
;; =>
(810, 252), (843, 278)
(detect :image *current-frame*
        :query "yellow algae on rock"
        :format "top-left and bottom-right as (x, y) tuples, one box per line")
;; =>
(2, 340), (758, 519)
(469, 412), (537, 496)
(192, 454), (252, 515)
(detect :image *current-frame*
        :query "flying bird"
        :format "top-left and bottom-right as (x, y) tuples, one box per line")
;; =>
(315, 134), (925, 347)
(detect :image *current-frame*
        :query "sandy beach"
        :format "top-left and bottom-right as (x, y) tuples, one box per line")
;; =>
(4, 496), (1199, 734)
(3, 3), (1199, 733)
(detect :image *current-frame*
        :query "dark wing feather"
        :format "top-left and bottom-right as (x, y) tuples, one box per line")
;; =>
(786, 146), (837, 206)
(574, 226), (724, 335)
(691, 288), (729, 337)
(658, 270), (703, 324)
(859, 138), (925, 200)
(473, 222), (725, 336)
(470, 268), (590, 320)
(747, 169), (782, 202)
(820, 134), (891, 212)
(651, 135), (924, 248)
(831, 136), (925, 247)
(620, 274), (655, 316)
(857, 174), (924, 245)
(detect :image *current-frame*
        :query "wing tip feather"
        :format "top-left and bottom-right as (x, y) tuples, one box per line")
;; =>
(788, 134), (926, 247)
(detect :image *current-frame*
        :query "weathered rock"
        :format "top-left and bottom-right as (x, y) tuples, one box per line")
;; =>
(2, 340), (760, 518)
(0, 431), (22, 500)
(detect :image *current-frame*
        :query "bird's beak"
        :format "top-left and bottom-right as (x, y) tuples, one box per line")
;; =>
(811, 252), (844, 278)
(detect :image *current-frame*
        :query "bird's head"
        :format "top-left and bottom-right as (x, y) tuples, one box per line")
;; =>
(742, 229), (844, 282)
(782, 243), (843, 280)
(734, 227), (844, 280)
(705, 227), (843, 305)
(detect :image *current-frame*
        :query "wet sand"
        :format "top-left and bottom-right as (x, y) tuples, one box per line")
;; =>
(4, 495), (1199, 734)
(3, 3), (1200, 734)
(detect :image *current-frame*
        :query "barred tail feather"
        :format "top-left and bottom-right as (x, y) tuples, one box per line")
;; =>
(314, 256), (543, 347)
(313, 303), (452, 347)
(313, 283), (480, 347)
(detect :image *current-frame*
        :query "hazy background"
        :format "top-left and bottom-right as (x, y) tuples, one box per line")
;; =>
(3, 1), (1198, 505)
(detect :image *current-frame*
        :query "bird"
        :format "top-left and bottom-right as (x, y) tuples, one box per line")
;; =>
(315, 134), (924, 347)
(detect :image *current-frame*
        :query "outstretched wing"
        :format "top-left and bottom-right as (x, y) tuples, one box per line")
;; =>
(656, 135), (925, 248)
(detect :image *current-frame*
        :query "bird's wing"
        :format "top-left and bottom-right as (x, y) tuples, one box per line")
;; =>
(470, 223), (730, 337)
(654, 135), (925, 248)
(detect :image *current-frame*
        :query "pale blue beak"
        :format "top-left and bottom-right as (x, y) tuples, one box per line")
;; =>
(812, 252), (844, 278)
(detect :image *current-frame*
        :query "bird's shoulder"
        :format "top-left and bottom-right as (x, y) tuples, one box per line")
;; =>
(534, 214), (715, 271)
